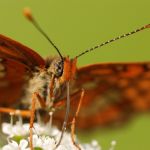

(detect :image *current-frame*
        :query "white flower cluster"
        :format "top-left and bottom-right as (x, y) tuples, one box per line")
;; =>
(0, 121), (103, 150)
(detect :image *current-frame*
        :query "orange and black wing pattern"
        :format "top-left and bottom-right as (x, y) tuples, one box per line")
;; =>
(55, 62), (150, 129)
(0, 34), (45, 107)
(0, 34), (45, 69)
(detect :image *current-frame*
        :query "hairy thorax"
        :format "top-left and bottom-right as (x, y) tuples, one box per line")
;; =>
(21, 58), (65, 110)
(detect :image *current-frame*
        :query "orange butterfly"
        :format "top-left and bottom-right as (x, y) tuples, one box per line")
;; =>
(0, 9), (150, 147)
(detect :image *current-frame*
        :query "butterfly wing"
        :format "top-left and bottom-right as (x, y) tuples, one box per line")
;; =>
(0, 34), (45, 107)
(54, 62), (150, 128)
(0, 34), (45, 69)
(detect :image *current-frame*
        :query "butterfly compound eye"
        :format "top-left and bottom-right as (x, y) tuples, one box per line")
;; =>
(48, 58), (64, 78)
(55, 60), (63, 77)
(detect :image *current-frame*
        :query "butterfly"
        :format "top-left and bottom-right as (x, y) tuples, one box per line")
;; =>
(0, 8), (150, 133)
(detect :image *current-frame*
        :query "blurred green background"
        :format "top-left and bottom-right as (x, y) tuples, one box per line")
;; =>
(0, 0), (150, 149)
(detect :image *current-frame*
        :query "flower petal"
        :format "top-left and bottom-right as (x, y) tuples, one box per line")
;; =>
(2, 145), (12, 150)
(19, 139), (28, 149)
(2, 123), (13, 135)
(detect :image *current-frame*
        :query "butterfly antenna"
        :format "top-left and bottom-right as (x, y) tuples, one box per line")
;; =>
(76, 24), (150, 58)
(23, 8), (63, 61)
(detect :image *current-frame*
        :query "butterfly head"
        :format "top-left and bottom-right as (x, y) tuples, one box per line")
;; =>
(48, 57), (77, 82)
(48, 58), (64, 78)
(57, 56), (77, 82)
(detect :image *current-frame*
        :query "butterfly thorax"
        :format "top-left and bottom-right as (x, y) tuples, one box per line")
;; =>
(22, 58), (64, 110)
(22, 57), (77, 111)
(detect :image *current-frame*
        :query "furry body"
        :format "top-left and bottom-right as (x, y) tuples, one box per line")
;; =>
(21, 57), (65, 110)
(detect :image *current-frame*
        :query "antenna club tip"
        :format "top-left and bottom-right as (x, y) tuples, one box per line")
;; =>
(145, 24), (150, 28)
(23, 7), (33, 21)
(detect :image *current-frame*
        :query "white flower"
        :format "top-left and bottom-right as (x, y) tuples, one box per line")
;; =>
(56, 145), (68, 150)
(1, 122), (104, 150)
(109, 140), (117, 150)
(2, 121), (60, 137)
(33, 123), (60, 136)
(32, 134), (56, 150)
(2, 139), (29, 150)
(2, 122), (29, 136)
(81, 140), (101, 150)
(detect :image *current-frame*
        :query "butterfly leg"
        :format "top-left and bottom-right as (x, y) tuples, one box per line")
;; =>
(0, 107), (31, 117)
(71, 89), (85, 150)
(29, 92), (47, 150)
(29, 93), (36, 150)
